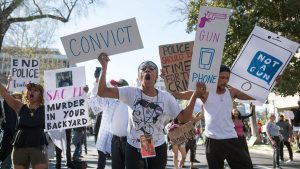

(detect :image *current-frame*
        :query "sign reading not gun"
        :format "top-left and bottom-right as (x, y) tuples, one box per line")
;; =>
(168, 122), (195, 145)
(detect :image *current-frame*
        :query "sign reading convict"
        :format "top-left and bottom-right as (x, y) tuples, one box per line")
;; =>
(61, 18), (143, 64)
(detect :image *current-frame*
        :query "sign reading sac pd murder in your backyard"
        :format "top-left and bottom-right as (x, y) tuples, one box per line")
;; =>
(61, 18), (143, 64)
(159, 41), (193, 92)
(188, 6), (231, 92)
(10, 58), (40, 92)
(229, 26), (299, 103)
(44, 67), (89, 131)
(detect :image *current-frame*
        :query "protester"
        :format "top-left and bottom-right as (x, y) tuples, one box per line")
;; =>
(232, 108), (253, 156)
(266, 114), (282, 169)
(184, 112), (203, 169)
(0, 92), (21, 169)
(166, 119), (187, 169)
(97, 53), (201, 169)
(109, 79), (129, 169)
(0, 82), (48, 169)
(72, 127), (85, 159)
(293, 99), (300, 152)
(277, 114), (293, 163)
(95, 96), (114, 169)
(171, 65), (254, 169)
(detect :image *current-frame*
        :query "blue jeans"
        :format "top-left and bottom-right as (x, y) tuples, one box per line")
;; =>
(73, 143), (81, 158)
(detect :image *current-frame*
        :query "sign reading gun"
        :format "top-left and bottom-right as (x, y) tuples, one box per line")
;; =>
(198, 11), (227, 28)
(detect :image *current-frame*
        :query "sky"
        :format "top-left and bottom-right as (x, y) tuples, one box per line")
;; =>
(52, 0), (196, 87)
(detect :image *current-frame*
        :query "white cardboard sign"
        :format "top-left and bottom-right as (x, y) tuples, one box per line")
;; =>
(229, 26), (299, 103)
(10, 58), (40, 92)
(188, 6), (231, 91)
(44, 67), (89, 131)
(61, 18), (143, 64)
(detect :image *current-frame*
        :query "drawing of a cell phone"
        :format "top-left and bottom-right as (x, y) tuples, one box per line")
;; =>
(199, 48), (215, 70)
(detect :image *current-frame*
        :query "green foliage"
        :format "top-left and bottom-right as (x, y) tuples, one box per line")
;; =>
(184, 0), (300, 96)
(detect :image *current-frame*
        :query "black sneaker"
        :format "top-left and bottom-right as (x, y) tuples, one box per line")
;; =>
(192, 159), (200, 163)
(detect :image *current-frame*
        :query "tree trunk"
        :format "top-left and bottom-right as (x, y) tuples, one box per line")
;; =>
(0, 22), (10, 52)
(249, 106), (262, 144)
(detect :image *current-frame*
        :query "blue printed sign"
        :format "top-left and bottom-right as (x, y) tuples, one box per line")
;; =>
(247, 51), (282, 84)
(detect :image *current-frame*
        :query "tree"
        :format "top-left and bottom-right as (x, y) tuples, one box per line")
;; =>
(3, 19), (57, 57)
(0, 0), (100, 52)
(175, 0), (300, 144)
(175, 0), (300, 96)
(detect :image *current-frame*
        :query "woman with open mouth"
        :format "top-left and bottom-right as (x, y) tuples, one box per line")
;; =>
(0, 82), (48, 169)
(96, 53), (203, 169)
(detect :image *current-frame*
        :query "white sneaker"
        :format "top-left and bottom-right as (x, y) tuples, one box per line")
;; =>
(285, 159), (293, 163)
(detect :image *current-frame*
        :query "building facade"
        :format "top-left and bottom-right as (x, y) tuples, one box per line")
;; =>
(0, 47), (69, 84)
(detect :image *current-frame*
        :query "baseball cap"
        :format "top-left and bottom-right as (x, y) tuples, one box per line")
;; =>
(110, 79), (129, 87)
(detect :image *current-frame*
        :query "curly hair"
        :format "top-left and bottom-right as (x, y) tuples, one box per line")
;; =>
(23, 83), (44, 105)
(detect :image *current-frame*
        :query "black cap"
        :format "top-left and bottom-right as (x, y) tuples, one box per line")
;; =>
(94, 67), (101, 78)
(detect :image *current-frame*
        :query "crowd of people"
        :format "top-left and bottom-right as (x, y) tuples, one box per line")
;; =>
(0, 51), (299, 169)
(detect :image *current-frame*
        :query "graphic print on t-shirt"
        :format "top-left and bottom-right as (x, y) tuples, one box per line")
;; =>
(132, 96), (163, 136)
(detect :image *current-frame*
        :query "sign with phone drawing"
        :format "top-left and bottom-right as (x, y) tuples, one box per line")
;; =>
(188, 6), (232, 91)
(229, 26), (299, 103)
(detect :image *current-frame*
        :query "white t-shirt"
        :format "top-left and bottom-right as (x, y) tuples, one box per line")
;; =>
(110, 101), (129, 137)
(118, 87), (181, 148)
(203, 88), (237, 139)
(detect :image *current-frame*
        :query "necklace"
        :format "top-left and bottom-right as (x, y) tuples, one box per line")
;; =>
(29, 108), (36, 117)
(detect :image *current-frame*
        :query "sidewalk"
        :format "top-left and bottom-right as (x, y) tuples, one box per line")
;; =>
(249, 144), (300, 160)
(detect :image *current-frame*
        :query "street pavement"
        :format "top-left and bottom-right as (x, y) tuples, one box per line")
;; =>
(48, 136), (300, 169)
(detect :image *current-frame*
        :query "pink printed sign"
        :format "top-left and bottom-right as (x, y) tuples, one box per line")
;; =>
(188, 6), (231, 92)
(44, 67), (89, 131)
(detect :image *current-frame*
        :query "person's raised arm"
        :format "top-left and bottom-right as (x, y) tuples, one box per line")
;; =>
(177, 82), (206, 123)
(97, 53), (119, 99)
(191, 111), (204, 123)
(0, 82), (23, 113)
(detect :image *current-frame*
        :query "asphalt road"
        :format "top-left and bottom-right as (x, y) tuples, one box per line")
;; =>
(48, 136), (300, 169)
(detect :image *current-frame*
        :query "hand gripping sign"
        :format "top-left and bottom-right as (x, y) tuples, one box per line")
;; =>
(229, 26), (299, 103)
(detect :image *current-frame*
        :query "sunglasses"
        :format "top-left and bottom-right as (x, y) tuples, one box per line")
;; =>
(138, 61), (158, 71)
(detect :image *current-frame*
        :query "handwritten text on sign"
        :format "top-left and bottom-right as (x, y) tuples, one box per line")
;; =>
(159, 41), (193, 92)
(44, 67), (89, 131)
(61, 18), (143, 64)
(10, 58), (39, 92)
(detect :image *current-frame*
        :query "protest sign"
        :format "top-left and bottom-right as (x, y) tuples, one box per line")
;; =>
(10, 58), (39, 92)
(44, 67), (89, 131)
(229, 26), (299, 103)
(159, 41), (193, 92)
(167, 121), (195, 145)
(61, 18), (143, 64)
(283, 110), (294, 120)
(188, 6), (231, 91)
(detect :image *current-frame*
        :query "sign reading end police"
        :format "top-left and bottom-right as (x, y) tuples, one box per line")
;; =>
(61, 18), (143, 64)
(10, 58), (40, 92)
